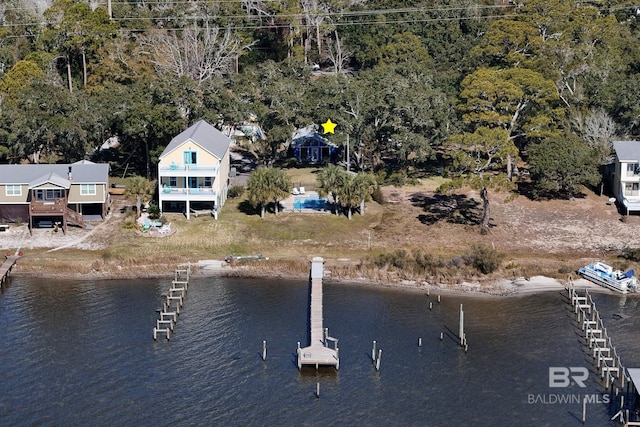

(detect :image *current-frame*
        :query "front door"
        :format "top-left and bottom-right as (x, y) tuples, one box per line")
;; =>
(310, 147), (319, 162)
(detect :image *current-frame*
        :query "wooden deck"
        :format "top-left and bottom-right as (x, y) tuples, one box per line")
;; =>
(0, 253), (20, 288)
(297, 257), (339, 370)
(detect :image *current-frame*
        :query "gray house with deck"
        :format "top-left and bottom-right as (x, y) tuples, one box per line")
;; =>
(0, 160), (110, 233)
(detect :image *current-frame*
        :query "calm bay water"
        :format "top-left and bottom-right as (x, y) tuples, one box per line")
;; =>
(1, 275), (639, 426)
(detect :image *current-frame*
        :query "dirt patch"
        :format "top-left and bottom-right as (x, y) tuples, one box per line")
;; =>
(376, 183), (637, 273)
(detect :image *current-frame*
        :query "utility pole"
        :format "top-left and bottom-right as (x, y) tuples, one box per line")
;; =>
(107, 0), (112, 19)
(346, 134), (350, 172)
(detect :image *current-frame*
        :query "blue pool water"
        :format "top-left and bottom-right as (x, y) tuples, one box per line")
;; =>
(294, 193), (326, 210)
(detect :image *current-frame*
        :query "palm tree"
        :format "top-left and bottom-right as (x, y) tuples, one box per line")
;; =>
(334, 175), (361, 219)
(268, 168), (291, 216)
(247, 167), (272, 218)
(124, 176), (153, 218)
(353, 172), (376, 216)
(317, 164), (346, 215)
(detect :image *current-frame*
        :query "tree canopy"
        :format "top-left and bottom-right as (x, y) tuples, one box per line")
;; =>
(0, 0), (638, 220)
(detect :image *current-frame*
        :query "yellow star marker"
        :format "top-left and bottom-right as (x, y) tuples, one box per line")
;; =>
(321, 119), (337, 134)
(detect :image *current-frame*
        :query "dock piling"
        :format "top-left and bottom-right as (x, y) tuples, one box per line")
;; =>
(152, 264), (191, 341)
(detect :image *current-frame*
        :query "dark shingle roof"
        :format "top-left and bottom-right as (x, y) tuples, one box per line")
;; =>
(160, 120), (231, 160)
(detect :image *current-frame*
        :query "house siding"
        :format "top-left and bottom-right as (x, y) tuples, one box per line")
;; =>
(159, 140), (221, 167)
(68, 184), (107, 203)
(0, 184), (29, 203)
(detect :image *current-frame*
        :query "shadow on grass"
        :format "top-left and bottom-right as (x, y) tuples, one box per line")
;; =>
(515, 180), (588, 201)
(412, 193), (483, 226)
(237, 200), (283, 216)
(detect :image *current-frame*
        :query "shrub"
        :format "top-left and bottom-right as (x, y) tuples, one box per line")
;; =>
(621, 247), (640, 262)
(464, 244), (503, 274)
(228, 185), (245, 198)
(147, 202), (161, 219)
(371, 185), (385, 204)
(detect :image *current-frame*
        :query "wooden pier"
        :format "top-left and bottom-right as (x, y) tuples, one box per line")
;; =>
(297, 257), (339, 370)
(567, 279), (636, 424)
(153, 262), (191, 340)
(1, 252), (21, 288)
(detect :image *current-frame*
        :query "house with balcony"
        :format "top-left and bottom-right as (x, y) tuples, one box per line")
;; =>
(0, 160), (110, 233)
(612, 141), (640, 215)
(158, 120), (232, 219)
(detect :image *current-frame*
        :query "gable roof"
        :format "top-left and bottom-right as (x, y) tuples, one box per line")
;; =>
(0, 161), (109, 186)
(613, 141), (640, 162)
(291, 124), (337, 148)
(29, 172), (72, 189)
(160, 120), (231, 160)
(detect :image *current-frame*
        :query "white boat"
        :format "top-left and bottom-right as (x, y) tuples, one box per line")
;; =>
(577, 262), (638, 294)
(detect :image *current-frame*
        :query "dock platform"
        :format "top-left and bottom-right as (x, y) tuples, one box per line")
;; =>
(1, 253), (21, 288)
(297, 257), (339, 370)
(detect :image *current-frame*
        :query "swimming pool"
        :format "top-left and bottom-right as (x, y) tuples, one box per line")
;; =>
(293, 193), (327, 211)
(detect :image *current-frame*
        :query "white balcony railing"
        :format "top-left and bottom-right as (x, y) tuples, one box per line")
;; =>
(161, 186), (217, 197)
(159, 163), (219, 173)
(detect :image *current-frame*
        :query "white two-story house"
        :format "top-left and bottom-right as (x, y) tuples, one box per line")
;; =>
(158, 120), (232, 219)
(613, 141), (640, 215)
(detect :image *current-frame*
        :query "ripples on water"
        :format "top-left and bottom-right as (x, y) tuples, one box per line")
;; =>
(0, 276), (637, 426)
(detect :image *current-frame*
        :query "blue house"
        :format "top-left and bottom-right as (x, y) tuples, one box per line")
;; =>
(291, 125), (342, 164)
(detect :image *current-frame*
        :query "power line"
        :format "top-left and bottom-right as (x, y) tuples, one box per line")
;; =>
(0, 4), (512, 29)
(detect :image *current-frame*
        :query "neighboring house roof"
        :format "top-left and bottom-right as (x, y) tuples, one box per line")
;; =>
(613, 141), (640, 161)
(161, 120), (231, 160)
(0, 161), (109, 186)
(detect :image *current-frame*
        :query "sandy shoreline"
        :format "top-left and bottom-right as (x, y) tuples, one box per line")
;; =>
(0, 219), (633, 298)
(6, 255), (625, 299)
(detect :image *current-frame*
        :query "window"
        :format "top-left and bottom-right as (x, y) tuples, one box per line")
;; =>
(6, 185), (21, 196)
(34, 189), (63, 200)
(183, 150), (197, 165)
(80, 184), (96, 195)
(625, 183), (639, 197)
(204, 177), (212, 187)
(627, 163), (640, 176)
(169, 177), (177, 187)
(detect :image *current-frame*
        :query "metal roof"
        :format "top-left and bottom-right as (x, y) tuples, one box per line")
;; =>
(29, 172), (72, 189)
(160, 120), (231, 160)
(0, 161), (109, 186)
(613, 141), (640, 161)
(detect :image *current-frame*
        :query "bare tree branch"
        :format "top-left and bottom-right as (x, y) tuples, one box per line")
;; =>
(141, 24), (253, 85)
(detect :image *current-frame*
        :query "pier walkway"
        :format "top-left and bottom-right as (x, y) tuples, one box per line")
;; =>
(1, 252), (21, 288)
(297, 257), (339, 370)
